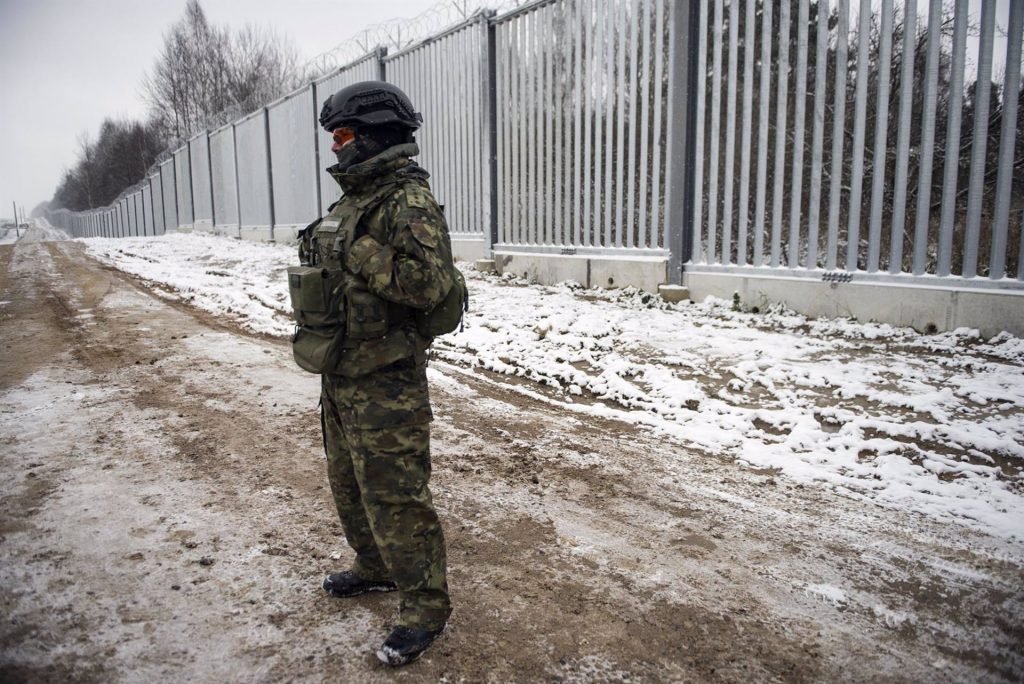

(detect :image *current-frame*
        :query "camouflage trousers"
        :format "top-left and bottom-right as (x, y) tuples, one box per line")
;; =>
(320, 362), (451, 631)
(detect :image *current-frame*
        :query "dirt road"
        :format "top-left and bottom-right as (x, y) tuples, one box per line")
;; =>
(1, 240), (1021, 683)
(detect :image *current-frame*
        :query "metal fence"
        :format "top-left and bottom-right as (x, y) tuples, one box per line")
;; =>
(46, 0), (1023, 296)
(387, 14), (493, 245)
(692, 0), (1024, 286)
(494, 0), (673, 254)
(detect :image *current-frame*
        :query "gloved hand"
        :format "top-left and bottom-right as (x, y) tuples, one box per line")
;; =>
(346, 235), (396, 289)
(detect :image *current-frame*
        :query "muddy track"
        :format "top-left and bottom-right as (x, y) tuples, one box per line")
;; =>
(1, 241), (1021, 683)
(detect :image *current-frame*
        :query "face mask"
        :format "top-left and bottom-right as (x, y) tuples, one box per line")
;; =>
(335, 137), (391, 170)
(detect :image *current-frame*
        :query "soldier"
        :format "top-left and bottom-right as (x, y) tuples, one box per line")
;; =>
(289, 81), (455, 666)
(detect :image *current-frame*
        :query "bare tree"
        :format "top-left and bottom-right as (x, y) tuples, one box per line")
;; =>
(142, 0), (299, 142)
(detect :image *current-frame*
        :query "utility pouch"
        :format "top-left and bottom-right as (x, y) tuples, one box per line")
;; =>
(345, 288), (389, 340)
(291, 325), (344, 374)
(415, 269), (468, 338)
(287, 266), (344, 328)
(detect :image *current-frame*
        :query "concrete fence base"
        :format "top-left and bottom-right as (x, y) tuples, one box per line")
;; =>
(684, 271), (1024, 338)
(493, 251), (669, 293)
(240, 226), (274, 242)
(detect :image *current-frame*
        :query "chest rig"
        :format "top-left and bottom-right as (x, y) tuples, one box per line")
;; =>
(287, 181), (407, 374)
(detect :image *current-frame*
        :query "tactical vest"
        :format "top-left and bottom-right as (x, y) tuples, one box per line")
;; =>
(287, 181), (414, 375)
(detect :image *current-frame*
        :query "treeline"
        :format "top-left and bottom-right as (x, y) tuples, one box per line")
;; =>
(51, 120), (165, 212)
(52, 0), (300, 211)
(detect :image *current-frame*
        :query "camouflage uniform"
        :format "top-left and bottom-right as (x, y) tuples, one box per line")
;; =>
(301, 142), (454, 631)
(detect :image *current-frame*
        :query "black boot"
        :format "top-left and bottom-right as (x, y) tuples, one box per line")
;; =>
(322, 570), (397, 598)
(376, 624), (447, 666)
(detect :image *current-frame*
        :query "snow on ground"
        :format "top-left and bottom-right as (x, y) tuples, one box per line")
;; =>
(81, 232), (1024, 540)
(15, 217), (71, 243)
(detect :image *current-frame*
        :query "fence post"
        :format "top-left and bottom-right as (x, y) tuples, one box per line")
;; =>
(485, 11), (498, 252)
(664, 0), (699, 285)
(376, 46), (387, 81)
(207, 132), (217, 229)
(263, 108), (276, 242)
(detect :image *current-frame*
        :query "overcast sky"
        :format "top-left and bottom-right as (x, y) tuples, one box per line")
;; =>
(0, 0), (442, 219)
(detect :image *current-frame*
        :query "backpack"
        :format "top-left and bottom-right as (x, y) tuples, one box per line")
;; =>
(415, 267), (468, 338)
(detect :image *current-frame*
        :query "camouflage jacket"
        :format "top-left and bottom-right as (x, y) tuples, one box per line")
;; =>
(299, 142), (455, 378)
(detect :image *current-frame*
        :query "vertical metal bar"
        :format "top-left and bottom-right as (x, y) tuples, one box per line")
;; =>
(583, 0), (594, 247)
(460, 31), (471, 237)
(465, 31), (474, 238)
(753, 0), (772, 267)
(447, 40), (459, 234)
(889, 0), (918, 274)
(526, 13), (536, 244)
(170, 154), (179, 232)
(990, 0), (1024, 279)
(441, 43), (450, 231)
(692, 0), (707, 263)
(528, 12), (536, 245)
(826, 0), (849, 270)
(736, 0), (756, 266)
(722, 0), (740, 264)
(912, 0), (943, 274)
(486, 16), (499, 251)
(614, 0), (628, 247)
(806, 0), (830, 269)
(493, 21), (505, 247)
(263, 109), (276, 241)
(466, 31), (475, 239)
(666, 0), (696, 280)
(231, 124), (241, 238)
(867, 0), (894, 272)
(962, 0), (997, 279)
(602, 0), (615, 248)
(499, 23), (509, 244)
(555, 3), (565, 246)
(546, 6), (555, 245)
(206, 133), (216, 228)
(770, 0), (791, 267)
(787, 0), (809, 267)
(634, 0), (651, 249)
(574, 0), (584, 246)
(707, 0), (723, 262)
(845, 0), (872, 271)
(535, 9), (545, 245)
(626, 0), (641, 249)
(511, 18), (521, 244)
(561, 1), (573, 246)
(592, 2), (605, 247)
(937, 0), (968, 276)
(536, 7), (544, 244)
(652, 0), (667, 250)
(525, 12), (535, 244)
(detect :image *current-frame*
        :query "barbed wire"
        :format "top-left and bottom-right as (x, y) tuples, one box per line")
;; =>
(300, 0), (524, 77)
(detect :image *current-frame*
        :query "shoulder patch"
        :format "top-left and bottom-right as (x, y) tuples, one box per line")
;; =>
(404, 183), (435, 211)
(408, 219), (439, 248)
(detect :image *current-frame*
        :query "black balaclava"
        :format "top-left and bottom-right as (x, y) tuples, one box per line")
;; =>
(334, 124), (413, 171)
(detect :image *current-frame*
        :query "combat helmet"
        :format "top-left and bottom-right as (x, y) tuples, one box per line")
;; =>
(319, 81), (423, 132)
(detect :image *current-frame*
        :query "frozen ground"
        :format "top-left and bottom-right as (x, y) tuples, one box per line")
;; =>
(1, 229), (1022, 682)
(80, 231), (1024, 540)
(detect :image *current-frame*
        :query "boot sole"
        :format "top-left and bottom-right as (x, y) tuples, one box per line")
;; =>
(375, 624), (447, 667)
(323, 584), (397, 598)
